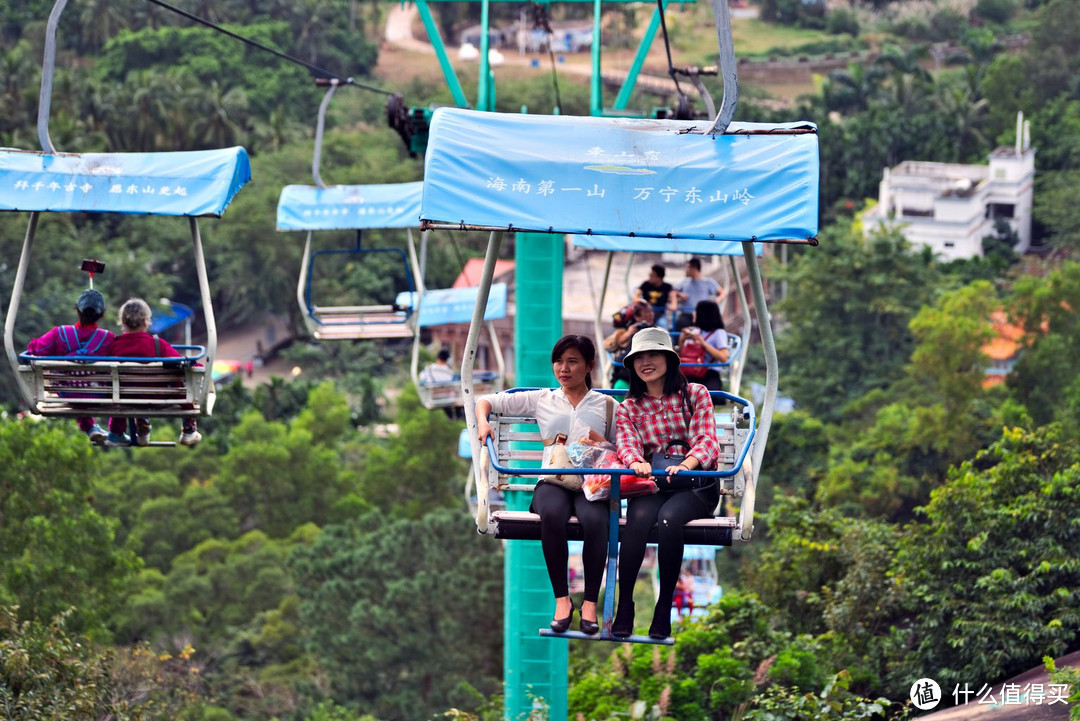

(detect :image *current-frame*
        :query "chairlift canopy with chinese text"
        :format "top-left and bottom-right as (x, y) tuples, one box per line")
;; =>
(277, 181), (423, 231)
(0, 147), (251, 216)
(420, 109), (819, 243)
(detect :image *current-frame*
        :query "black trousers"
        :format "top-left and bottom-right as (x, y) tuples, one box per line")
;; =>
(617, 486), (719, 617)
(530, 482), (610, 602)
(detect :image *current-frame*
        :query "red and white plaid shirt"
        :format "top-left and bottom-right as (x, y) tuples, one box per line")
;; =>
(615, 383), (720, 469)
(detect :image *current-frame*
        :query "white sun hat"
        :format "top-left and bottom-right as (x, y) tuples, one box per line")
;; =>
(621, 326), (681, 381)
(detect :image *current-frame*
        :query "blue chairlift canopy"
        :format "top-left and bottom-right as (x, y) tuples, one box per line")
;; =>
(0, 147), (251, 216)
(149, 303), (194, 335)
(420, 108), (819, 243)
(396, 282), (508, 327)
(276, 181), (423, 231)
(568, 234), (762, 256)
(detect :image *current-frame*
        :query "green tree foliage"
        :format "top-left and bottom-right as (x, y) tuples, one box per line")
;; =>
(776, 225), (937, 422)
(121, 527), (315, 648)
(569, 590), (894, 719)
(890, 424), (1080, 692)
(757, 410), (830, 505)
(355, 383), (467, 518)
(217, 405), (351, 538)
(0, 420), (140, 637)
(290, 509), (503, 721)
(0, 606), (122, 720)
(1008, 261), (1080, 431)
(743, 498), (849, 635)
(743, 670), (890, 720)
(815, 281), (1002, 519)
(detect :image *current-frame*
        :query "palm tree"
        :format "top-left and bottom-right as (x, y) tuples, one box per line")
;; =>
(186, 81), (250, 149)
(73, 0), (134, 53)
(820, 62), (887, 114)
(873, 43), (933, 118)
(933, 66), (990, 163)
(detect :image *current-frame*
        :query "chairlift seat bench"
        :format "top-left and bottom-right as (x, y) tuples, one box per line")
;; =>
(476, 390), (755, 546)
(18, 347), (210, 417)
(310, 305), (414, 340)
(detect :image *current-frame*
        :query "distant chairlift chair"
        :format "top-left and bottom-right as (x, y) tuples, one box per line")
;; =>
(571, 234), (757, 395)
(277, 82), (422, 342)
(399, 283), (508, 410)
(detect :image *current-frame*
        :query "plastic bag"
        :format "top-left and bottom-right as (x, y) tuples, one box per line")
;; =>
(546, 435), (582, 491)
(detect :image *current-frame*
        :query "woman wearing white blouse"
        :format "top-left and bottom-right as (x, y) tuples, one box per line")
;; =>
(477, 335), (616, 635)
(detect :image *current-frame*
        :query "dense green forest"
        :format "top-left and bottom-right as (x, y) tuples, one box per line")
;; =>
(2, 0), (1080, 719)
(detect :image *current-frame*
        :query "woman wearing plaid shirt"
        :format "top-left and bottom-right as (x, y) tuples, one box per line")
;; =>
(612, 326), (720, 640)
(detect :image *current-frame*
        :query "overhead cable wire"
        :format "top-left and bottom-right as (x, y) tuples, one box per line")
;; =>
(531, 3), (563, 113)
(655, 0), (685, 99)
(144, 0), (394, 96)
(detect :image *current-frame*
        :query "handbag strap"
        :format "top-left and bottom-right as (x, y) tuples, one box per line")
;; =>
(605, 394), (615, 438)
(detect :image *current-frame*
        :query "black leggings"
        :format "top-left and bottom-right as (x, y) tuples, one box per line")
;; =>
(530, 482), (610, 602)
(617, 487), (719, 613)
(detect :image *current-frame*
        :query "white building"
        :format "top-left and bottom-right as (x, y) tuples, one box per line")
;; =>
(861, 113), (1035, 261)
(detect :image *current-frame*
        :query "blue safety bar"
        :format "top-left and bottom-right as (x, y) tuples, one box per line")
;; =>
(304, 235), (415, 328)
(19, 344), (207, 365)
(484, 388), (755, 481)
(420, 370), (498, 387)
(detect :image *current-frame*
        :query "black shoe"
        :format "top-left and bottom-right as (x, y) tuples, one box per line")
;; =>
(550, 599), (575, 633)
(648, 610), (671, 640)
(612, 602), (635, 639)
(579, 611), (600, 636)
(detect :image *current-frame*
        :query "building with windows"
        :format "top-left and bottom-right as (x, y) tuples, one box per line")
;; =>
(861, 113), (1035, 260)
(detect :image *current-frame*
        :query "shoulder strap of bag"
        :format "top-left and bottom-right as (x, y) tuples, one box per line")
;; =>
(83, 329), (109, 355)
(153, 334), (161, 357)
(58, 325), (79, 354)
(605, 394), (615, 437)
(680, 386), (694, 434)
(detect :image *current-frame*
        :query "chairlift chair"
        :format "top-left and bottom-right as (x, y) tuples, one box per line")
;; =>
(276, 82), (422, 342)
(571, 234), (758, 395)
(419, 107), (819, 643)
(3, 1), (252, 424)
(278, 182), (424, 340)
(397, 283), (508, 410)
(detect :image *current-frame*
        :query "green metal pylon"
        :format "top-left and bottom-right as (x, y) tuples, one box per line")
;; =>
(504, 231), (566, 720)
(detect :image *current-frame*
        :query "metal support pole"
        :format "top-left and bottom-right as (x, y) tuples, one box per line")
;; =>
(191, 217), (217, 414)
(37, 0), (69, 153)
(415, 0), (469, 108)
(407, 227), (425, 394)
(297, 232), (315, 336)
(478, 0), (493, 111)
(740, 241), (773, 541)
(312, 83), (337, 189)
(728, 254), (751, 397)
(612, 3), (665, 113)
(463, 231), (503, 473)
(705, 0), (738, 134)
(4, 213), (40, 410)
(590, 0), (603, 116)
(594, 252), (614, 388)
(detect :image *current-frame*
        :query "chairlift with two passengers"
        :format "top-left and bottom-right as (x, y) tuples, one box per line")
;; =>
(276, 80), (422, 341)
(571, 234), (757, 395)
(3, 1), (251, 431)
(418, 0), (818, 643)
(396, 283), (508, 410)
(419, 106), (819, 643)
